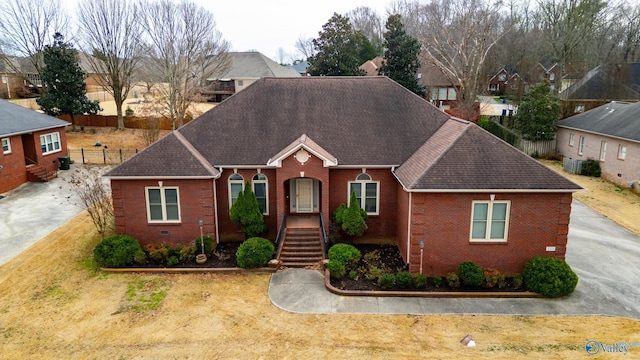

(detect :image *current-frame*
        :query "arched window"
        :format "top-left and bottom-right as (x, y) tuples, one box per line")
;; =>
(348, 173), (379, 215)
(252, 173), (268, 215)
(228, 174), (244, 208)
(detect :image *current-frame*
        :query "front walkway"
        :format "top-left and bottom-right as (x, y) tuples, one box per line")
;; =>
(268, 201), (640, 319)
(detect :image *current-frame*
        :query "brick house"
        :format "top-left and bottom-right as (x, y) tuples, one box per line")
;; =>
(0, 99), (69, 194)
(556, 101), (640, 189)
(105, 77), (581, 275)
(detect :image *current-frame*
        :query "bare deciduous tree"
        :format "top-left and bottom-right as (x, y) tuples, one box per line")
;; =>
(407, 0), (512, 119)
(347, 6), (384, 55)
(77, 0), (142, 130)
(138, 0), (229, 129)
(68, 167), (114, 239)
(294, 36), (315, 61)
(0, 0), (67, 90)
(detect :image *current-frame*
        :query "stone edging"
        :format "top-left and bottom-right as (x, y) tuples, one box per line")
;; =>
(100, 267), (277, 274)
(323, 269), (544, 298)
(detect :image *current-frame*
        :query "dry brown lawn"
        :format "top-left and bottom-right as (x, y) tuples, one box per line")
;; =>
(1, 136), (639, 358)
(66, 126), (170, 150)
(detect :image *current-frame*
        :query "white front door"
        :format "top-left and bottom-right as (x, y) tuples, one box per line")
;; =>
(296, 178), (314, 213)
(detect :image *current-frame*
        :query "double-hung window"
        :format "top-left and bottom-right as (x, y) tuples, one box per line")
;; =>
(146, 187), (180, 222)
(40, 132), (61, 155)
(228, 174), (244, 208)
(618, 145), (627, 160)
(348, 174), (379, 215)
(578, 136), (585, 155)
(1, 138), (10, 154)
(470, 201), (510, 242)
(568, 133), (574, 146)
(599, 141), (607, 161)
(252, 173), (268, 215)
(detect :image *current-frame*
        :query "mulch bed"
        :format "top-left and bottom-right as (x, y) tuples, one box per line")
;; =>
(330, 243), (528, 293)
(123, 241), (241, 268)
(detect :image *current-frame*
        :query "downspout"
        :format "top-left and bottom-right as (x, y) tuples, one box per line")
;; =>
(213, 170), (221, 244)
(407, 192), (412, 264)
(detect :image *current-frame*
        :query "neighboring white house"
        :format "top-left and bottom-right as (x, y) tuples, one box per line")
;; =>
(557, 101), (640, 189)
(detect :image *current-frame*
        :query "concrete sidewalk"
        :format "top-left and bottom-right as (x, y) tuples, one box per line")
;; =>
(0, 164), (104, 266)
(269, 201), (640, 319)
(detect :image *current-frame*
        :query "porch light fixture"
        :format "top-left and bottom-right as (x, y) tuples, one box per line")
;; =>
(490, 193), (495, 201)
(199, 219), (204, 253)
(419, 239), (425, 274)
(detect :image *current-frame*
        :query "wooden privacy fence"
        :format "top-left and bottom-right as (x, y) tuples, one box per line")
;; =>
(69, 148), (138, 165)
(55, 114), (190, 130)
(517, 139), (557, 157)
(563, 158), (584, 175)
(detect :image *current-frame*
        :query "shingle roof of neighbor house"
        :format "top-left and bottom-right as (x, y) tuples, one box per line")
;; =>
(206, 52), (300, 81)
(559, 63), (640, 101)
(557, 101), (640, 143)
(106, 77), (581, 191)
(0, 99), (68, 137)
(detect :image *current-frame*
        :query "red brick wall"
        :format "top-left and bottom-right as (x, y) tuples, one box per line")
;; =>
(328, 168), (398, 241)
(407, 192), (573, 276)
(0, 128), (68, 194)
(0, 135), (27, 193)
(216, 169), (278, 242)
(111, 179), (216, 246)
(396, 184), (410, 261)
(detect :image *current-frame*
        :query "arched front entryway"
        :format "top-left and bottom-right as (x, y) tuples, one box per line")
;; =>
(287, 177), (321, 214)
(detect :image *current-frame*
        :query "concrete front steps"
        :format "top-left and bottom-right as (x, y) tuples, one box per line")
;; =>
(277, 228), (324, 268)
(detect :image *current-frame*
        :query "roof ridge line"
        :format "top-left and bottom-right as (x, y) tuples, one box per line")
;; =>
(173, 131), (220, 177)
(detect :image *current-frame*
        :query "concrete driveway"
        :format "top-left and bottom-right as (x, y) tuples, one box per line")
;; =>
(0, 164), (101, 266)
(269, 201), (640, 319)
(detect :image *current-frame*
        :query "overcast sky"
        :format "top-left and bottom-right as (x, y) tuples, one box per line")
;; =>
(62, 0), (393, 63)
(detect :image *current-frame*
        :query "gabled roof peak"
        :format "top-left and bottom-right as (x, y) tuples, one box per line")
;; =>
(267, 133), (338, 168)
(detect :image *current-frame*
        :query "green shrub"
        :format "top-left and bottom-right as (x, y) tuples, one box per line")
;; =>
(523, 257), (578, 297)
(458, 262), (484, 287)
(333, 204), (348, 225)
(236, 237), (274, 269)
(395, 271), (413, 289)
(433, 276), (443, 288)
(581, 159), (601, 177)
(229, 183), (268, 238)
(327, 259), (346, 279)
(93, 235), (142, 268)
(178, 245), (196, 263)
(378, 273), (395, 289)
(195, 235), (214, 255)
(145, 243), (170, 264)
(484, 268), (501, 288)
(167, 256), (179, 266)
(365, 266), (383, 281)
(446, 272), (460, 289)
(334, 191), (368, 237)
(512, 273), (523, 289)
(133, 250), (147, 264)
(328, 243), (362, 267)
(414, 273), (427, 288)
(497, 274), (507, 289)
(349, 270), (359, 280)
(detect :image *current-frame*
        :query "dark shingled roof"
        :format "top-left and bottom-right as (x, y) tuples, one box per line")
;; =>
(106, 77), (581, 191)
(105, 132), (219, 178)
(557, 101), (640, 143)
(179, 77), (450, 166)
(396, 122), (581, 190)
(0, 99), (68, 137)
(559, 63), (640, 101)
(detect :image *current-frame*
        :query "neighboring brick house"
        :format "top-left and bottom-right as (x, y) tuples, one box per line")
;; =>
(557, 101), (640, 189)
(105, 77), (581, 275)
(0, 99), (69, 194)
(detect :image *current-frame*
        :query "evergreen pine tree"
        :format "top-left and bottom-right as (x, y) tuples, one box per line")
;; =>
(379, 14), (425, 97)
(37, 33), (101, 131)
(229, 181), (267, 238)
(514, 81), (560, 141)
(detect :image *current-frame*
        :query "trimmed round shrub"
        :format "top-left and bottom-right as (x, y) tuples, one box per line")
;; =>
(327, 259), (346, 279)
(395, 271), (413, 289)
(524, 256), (578, 297)
(446, 272), (461, 289)
(458, 262), (485, 287)
(93, 235), (142, 268)
(414, 273), (427, 288)
(328, 243), (361, 267)
(378, 273), (395, 289)
(236, 237), (274, 269)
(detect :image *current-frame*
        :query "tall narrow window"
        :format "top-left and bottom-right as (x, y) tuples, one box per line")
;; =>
(470, 201), (510, 241)
(618, 145), (627, 160)
(599, 141), (607, 161)
(252, 173), (268, 215)
(568, 133), (575, 146)
(146, 187), (180, 222)
(578, 136), (585, 155)
(40, 132), (61, 154)
(228, 174), (244, 208)
(348, 173), (380, 215)
(1, 138), (10, 154)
